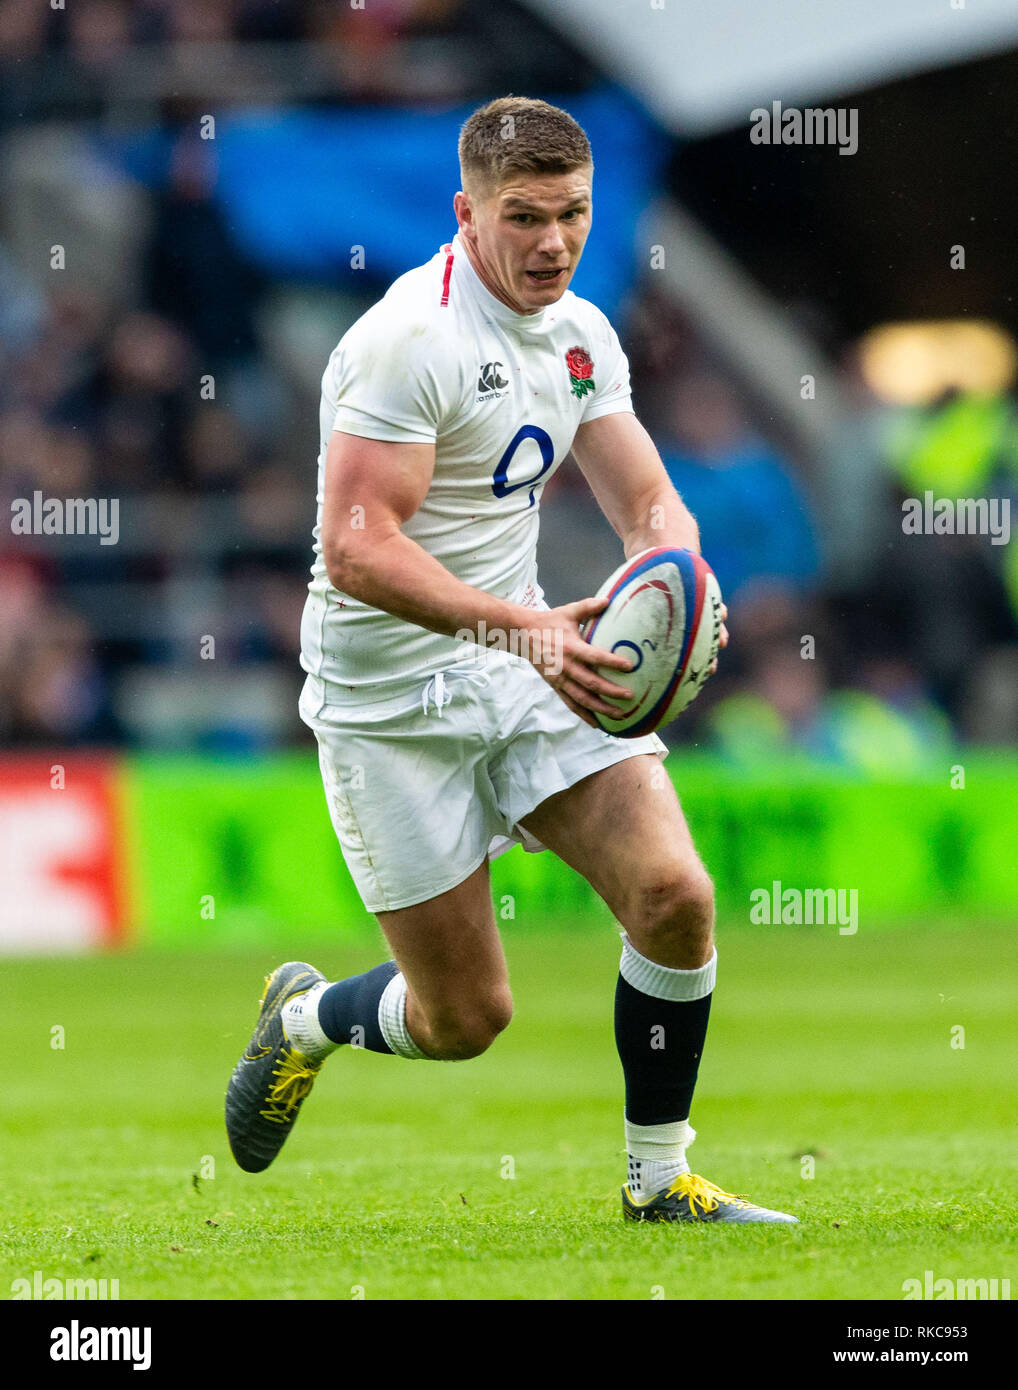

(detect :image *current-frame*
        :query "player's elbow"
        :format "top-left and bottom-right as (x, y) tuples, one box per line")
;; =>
(323, 528), (371, 594)
(323, 536), (353, 592)
(324, 500), (407, 590)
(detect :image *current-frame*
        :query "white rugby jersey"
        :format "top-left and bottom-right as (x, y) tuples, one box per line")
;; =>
(300, 230), (634, 693)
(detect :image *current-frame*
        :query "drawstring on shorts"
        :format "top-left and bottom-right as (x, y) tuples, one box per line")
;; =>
(421, 664), (492, 718)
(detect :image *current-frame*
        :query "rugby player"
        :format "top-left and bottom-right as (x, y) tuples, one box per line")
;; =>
(226, 96), (796, 1225)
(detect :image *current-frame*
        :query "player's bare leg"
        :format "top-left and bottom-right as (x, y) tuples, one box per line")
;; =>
(519, 753), (797, 1224)
(374, 860), (512, 1060)
(225, 861), (509, 1172)
(520, 753), (714, 970)
(279, 858), (511, 1067)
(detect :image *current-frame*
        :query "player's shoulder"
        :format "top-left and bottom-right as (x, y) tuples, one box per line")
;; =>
(554, 288), (623, 347)
(320, 247), (470, 423)
(342, 246), (460, 357)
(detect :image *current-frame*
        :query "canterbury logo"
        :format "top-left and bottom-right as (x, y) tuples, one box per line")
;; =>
(478, 362), (508, 392)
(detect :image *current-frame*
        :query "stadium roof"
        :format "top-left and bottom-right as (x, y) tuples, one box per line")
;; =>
(521, 0), (1018, 136)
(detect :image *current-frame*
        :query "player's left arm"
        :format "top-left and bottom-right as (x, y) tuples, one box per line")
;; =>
(571, 409), (728, 656)
(571, 410), (699, 557)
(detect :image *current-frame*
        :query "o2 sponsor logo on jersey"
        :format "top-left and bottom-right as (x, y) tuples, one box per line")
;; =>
(476, 361), (511, 402)
(492, 425), (555, 508)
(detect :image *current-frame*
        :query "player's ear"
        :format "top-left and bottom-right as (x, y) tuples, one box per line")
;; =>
(454, 189), (476, 238)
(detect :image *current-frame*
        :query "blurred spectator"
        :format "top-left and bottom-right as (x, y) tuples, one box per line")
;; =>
(145, 127), (264, 372)
(66, 0), (132, 77)
(90, 312), (194, 490)
(868, 389), (1018, 725)
(706, 635), (954, 775)
(659, 372), (821, 603)
(0, 601), (117, 745)
(813, 345), (897, 594)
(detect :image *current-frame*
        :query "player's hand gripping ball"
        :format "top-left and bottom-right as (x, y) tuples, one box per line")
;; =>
(581, 547), (723, 738)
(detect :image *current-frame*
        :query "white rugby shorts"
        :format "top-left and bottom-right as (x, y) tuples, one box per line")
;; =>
(298, 653), (667, 913)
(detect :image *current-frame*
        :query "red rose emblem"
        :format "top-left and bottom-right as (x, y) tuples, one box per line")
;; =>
(566, 347), (593, 380)
(565, 346), (595, 399)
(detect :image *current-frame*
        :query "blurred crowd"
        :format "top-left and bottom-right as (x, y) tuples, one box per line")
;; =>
(0, 0), (588, 121)
(541, 294), (1018, 765)
(609, 296), (1018, 763)
(0, 106), (323, 748)
(0, 0), (489, 58)
(2, 11), (1017, 761)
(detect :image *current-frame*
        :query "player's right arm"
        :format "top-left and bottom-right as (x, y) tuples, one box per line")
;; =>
(321, 430), (634, 726)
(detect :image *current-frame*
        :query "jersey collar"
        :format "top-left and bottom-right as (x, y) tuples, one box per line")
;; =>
(449, 232), (555, 335)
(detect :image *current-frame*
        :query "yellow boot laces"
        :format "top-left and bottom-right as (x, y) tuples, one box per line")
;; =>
(669, 1173), (752, 1214)
(259, 1048), (322, 1125)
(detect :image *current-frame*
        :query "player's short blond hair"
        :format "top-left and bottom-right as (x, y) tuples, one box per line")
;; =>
(458, 96), (593, 198)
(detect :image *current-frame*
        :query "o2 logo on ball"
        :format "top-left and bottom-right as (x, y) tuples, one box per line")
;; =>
(492, 425), (555, 508)
(612, 638), (656, 673)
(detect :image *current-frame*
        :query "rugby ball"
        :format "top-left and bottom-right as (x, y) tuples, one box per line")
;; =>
(581, 547), (723, 738)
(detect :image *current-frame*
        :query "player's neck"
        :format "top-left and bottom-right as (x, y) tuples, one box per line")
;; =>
(459, 235), (540, 317)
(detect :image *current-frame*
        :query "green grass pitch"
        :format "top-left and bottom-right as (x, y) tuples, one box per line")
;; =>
(2, 920), (1015, 1300)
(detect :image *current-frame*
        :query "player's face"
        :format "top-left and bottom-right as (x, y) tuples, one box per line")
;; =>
(457, 168), (593, 314)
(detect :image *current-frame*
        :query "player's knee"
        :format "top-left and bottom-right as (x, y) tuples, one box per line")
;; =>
(631, 865), (715, 958)
(426, 990), (513, 1060)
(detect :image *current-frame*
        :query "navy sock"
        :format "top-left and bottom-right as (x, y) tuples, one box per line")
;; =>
(614, 973), (712, 1125)
(318, 961), (399, 1053)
